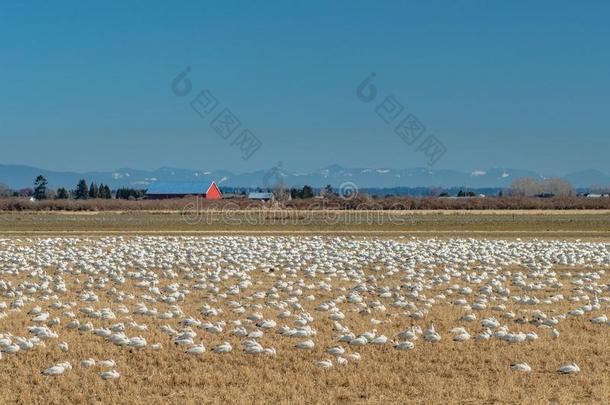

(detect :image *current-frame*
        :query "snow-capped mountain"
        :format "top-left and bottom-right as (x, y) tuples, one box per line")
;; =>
(0, 164), (608, 190)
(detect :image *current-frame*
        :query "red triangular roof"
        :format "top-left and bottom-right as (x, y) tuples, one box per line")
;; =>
(205, 181), (222, 199)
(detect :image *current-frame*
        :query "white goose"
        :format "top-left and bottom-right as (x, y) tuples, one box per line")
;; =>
(186, 341), (206, 355)
(558, 363), (580, 374)
(100, 370), (120, 380)
(99, 359), (116, 368)
(296, 339), (315, 350)
(394, 341), (415, 350)
(316, 359), (333, 369)
(326, 346), (345, 356)
(81, 358), (96, 368)
(510, 363), (532, 372)
(213, 342), (233, 354)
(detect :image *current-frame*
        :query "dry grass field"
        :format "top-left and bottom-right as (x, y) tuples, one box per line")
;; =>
(1, 210), (610, 237)
(0, 235), (609, 404)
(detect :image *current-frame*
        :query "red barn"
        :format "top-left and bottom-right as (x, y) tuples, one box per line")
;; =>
(205, 181), (222, 200)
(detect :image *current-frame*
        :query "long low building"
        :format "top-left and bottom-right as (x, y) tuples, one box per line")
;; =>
(146, 181), (222, 199)
(248, 192), (274, 201)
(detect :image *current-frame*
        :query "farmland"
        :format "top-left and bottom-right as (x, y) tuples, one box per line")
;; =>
(1, 210), (610, 237)
(0, 230), (609, 404)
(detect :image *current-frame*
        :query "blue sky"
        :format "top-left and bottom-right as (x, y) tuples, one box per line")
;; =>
(1, 1), (609, 175)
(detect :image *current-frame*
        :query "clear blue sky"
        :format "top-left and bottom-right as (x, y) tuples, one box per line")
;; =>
(1, 1), (609, 175)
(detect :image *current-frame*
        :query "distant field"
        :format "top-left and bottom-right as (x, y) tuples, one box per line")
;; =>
(1, 210), (610, 237)
(3, 196), (610, 212)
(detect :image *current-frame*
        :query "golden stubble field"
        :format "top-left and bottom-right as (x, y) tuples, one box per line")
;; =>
(1, 210), (610, 237)
(0, 236), (608, 405)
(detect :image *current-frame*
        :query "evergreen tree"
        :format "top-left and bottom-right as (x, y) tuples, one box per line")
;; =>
(89, 182), (99, 199)
(115, 187), (144, 199)
(101, 184), (112, 199)
(56, 188), (69, 199)
(33, 175), (48, 200)
(75, 179), (89, 199)
(321, 184), (335, 198)
(301, 185), (314, 199)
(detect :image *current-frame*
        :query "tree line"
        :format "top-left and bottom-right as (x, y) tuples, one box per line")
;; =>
(0, 175), (593, 201)
(22, 175), (145, 200)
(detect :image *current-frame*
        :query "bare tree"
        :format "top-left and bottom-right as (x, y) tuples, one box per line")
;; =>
(510, 177), (542, 197)
(542, 179), (574, 197)
(0, 183), (11, 197)
(272, 184), (291, 203)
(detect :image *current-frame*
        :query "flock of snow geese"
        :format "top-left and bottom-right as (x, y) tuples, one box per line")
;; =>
(0, 236), (609, 380)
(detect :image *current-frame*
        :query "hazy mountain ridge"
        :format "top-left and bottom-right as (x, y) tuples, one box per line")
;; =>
(0, 164), (608, 190)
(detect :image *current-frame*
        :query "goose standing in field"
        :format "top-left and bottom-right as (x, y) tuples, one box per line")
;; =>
(186, 341), (206, 355)
(100, 370), (120, 380)
(99, 359), (116, 368)
(338, 333), (356, 342)
(213, 342), (233, 354)
(347, 352), (361, 362)
(32, 312), (49, 322)
(296, 339), (315, 350)
(558, 363), (580, 374)
(28, 306), (42, 316)
(510, 363), (532, 372)
(349, 336), (368, 346)
(42, 365), (66, 376)
(232, 327), (248, 337)
(81, 358), (96, 368)
(316, 359), (333, 369)
(424, 324), (441, 343)
(461, 313), (476, 322)
(396, 327), (418, 341)
(481, 317), (500, 329)
(263, 347), (277, 356)
(453, 332), (470, 342)
(326, 346), (345, 356)
(128, 336), (147, 348)
(451, 327), (470, 342)
(361, 330), (377, 342)
(2, 344), (19, 354)
(256, 319), (277, 329)
(66, 319), (80, 329)
(42, 362), (71, 376)
(590, 315), (608, 324)
(244, 341), (264, 355)
(370, 335), (388, 345)
(394, 341), (415, 350)
(173, 336), (195, 346)
(248, 330), (264, 339)
(476, 329), (492, 342)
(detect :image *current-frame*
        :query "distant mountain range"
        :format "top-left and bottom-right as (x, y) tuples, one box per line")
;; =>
(1, 164), (609, 190)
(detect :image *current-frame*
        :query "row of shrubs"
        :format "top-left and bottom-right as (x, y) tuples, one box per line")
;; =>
(1, 196), (610, 211)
